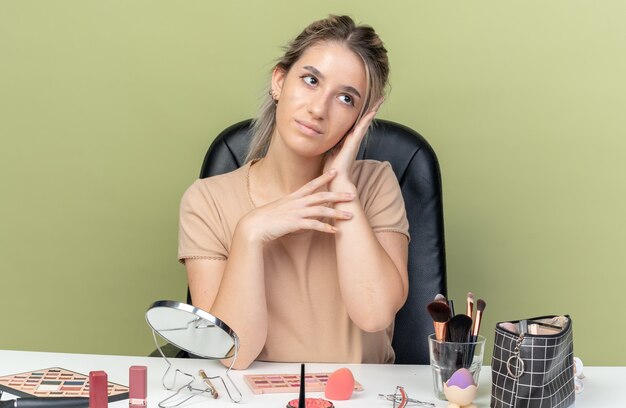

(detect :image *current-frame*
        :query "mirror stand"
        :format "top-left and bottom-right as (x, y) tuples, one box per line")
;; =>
(146, 300), (244, 406)
(150, 328), (242, 406)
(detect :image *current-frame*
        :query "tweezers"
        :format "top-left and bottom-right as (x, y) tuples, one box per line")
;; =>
(378, 393), (436, 407)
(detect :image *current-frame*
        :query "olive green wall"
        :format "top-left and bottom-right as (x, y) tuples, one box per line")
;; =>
(1, 1), (624, 365)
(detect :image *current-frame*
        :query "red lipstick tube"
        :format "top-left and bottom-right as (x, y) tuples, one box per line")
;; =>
(129, 366), (147, 408)
(89, 371), (108, 408)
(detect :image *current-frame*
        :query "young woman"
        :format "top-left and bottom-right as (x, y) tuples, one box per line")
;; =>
(178, 15), (409, 369)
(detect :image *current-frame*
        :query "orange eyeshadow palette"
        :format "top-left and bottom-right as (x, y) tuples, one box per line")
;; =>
(244, 372), (363, 395)
(0, 367), (129, 402)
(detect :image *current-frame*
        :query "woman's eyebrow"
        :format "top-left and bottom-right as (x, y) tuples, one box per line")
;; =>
(303, 65), (362, 99)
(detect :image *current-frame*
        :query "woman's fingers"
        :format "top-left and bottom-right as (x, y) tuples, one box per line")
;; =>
(300, 219), (338, 234)
(364, 97), (384, 121)
(248, 169), (359, 240)
(328, 98), (385, 171)
(300, 206), (353, 220)
(351, 97), (384, 138)
(303, 191), (355, 206)
(353, 102), (381, 136)
(294, 169), (337, 197)
(371, 96), (385, 112)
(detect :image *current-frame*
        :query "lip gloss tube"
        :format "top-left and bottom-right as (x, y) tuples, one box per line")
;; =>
(89, 370), (108, 408)
(129, 366), (147, 408)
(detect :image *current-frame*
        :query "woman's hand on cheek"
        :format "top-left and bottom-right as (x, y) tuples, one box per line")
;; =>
(237, 170), (356, 244)
(324, 98), (384, 189)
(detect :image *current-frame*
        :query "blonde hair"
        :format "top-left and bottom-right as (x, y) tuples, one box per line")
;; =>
(245, 15), (389, 163)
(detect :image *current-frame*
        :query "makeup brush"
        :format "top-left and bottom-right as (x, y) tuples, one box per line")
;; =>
(448, 299), (455, 317)
(434, 293), (447, 304)
(447, 314), (473, 343)
(466, 292), (474, 317)
(471, 299), (486, 339)
(466, 299), (486, 367)
(427, 301), (451, 341)
(299, 363), (305, 408)
(447, 314), (474, 370)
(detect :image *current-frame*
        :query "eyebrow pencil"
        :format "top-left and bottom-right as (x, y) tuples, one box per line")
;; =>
(298, 363), (305, 408)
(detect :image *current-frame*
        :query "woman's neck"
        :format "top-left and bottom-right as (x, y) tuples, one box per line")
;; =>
(250, 148), (324, 205)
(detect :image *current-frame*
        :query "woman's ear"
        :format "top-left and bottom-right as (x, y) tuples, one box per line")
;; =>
(271, 66), (287, 100)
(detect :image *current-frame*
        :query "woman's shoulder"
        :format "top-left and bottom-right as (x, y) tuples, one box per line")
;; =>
(352, 159), (395, 184)
(353, 159), (392, 171)
(182, 164), (250, 203)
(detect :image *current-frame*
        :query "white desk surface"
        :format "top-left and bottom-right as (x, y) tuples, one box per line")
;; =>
(0, 350), (620, 407)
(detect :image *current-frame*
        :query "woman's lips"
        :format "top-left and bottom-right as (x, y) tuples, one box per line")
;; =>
(295, 119), (323, 136)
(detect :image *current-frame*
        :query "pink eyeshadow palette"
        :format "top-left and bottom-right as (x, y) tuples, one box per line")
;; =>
(0, 367), (129, 402)
(244, 372), (363, 395)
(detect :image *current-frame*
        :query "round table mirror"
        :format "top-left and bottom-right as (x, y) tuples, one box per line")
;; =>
(145, 300), (238, 359)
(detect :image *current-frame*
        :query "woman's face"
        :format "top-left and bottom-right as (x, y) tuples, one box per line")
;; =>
(271, 41), (367, 158)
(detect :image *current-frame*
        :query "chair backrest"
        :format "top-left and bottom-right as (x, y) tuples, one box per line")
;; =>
(192, 118), (447, 364)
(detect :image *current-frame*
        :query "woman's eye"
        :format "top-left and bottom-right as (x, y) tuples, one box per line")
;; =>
(302, 75), (318, 86)
(338, 94), (354, 106)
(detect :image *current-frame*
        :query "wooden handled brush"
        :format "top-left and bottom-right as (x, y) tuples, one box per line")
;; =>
(466, 292), (474, 317)
(467, 299), (486, 367)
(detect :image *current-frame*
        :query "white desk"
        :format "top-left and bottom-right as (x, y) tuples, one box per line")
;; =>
(0, 350), (619, 407)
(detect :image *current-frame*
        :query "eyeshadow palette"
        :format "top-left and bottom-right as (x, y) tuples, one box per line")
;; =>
(0, 367), (129, 402)
(244, 372), (363, 395)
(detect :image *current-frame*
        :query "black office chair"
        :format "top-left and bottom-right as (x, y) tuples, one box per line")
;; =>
(184, 118), (447, 364)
